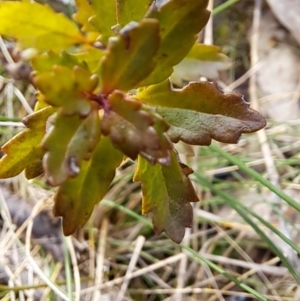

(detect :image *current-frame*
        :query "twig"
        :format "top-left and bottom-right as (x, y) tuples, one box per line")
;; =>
(138, 258), (172, 289)
(84, 228), (95, 301)
(204, 0), (214, 45)
(116, 236), (145, 301)
(0, 36), (15, 65)
(40, 262), (62, 301)
(250, 0), (300, 271)
(93, 218), (108, 301)
(0, 194), (52, 257)
(4, 82), (14, 132)
(250, 1), (277, 184)
(205, 263), (226, 301)
(203, 253), (285, 275)
(66, 237), (81, 301)
(0, 197), (69, 300)
(13, 86), (33, 114)
(0, 121), (24, 127)
(221, 60), (265, 92)
(174, 229), (190, 301)
(126, 288), (294, 301)
(80, 253), (185, 294)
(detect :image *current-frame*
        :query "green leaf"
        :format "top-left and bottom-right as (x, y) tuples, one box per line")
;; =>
(73, 0), (97, 32)
(54, 136), (123, 235)
(139, 0), (210, 86)
(0, 107), (54, 179)
(136, 80), (266, 145)
(90, 0), (117, 43)
(32, 48), (104, 74)
(32, 51), (86, 73)
(171, 43), (232, 86)
(34, 92), (51, 111)
(185, 43), (230, 61)
(75, 48), (105, 73)
(133, 152), (199, 243)
(116, 0), (153, 26)
(101, 91), (172, 164)
(42, 106), (101, 186)
(0, 1), (86, 51)
(25, 159), (44, 180)
(33, 65), (98, 116)
(99, 19), (160, 94)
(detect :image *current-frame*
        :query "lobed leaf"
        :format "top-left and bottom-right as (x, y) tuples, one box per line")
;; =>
(32, 49), (104, 75)
(42, 106), (101, 186)
(0, 107), (54, 179)
(75, 48), (105, 73)
(90, 0), (117, 43)
(116, 0), (153, 26)
(54, 137), (123, 235)
(133, 152), (199, 243)
(32, 51), (86, 73)
(0, 1), (86, 51)
(99, 19), (160, 95)
(186, 44), (227, 61)
(139, 0), (210, 86)
(33, 65), (98, 117)
(101, 91), (172, 164)
(73, 0), (97, 32)
(171, 43), (232, 86)
(34, 92), (51, 111)
(25, 159), (44, 180)
(136, 80), (266, 145)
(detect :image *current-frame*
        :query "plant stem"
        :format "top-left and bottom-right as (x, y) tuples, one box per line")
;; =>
(212, 0), (240, 15)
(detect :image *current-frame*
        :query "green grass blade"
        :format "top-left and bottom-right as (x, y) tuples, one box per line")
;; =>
(101, 199), (152, 227)
(63, 237), (73, 301)
(102, 198), (271, 299)
(195, 173), (300, 284)
(208, 144), (300, 212)
(181, 244), (271, 301)
(245, 206), (300, 255)
(212, 0), (240, 16)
